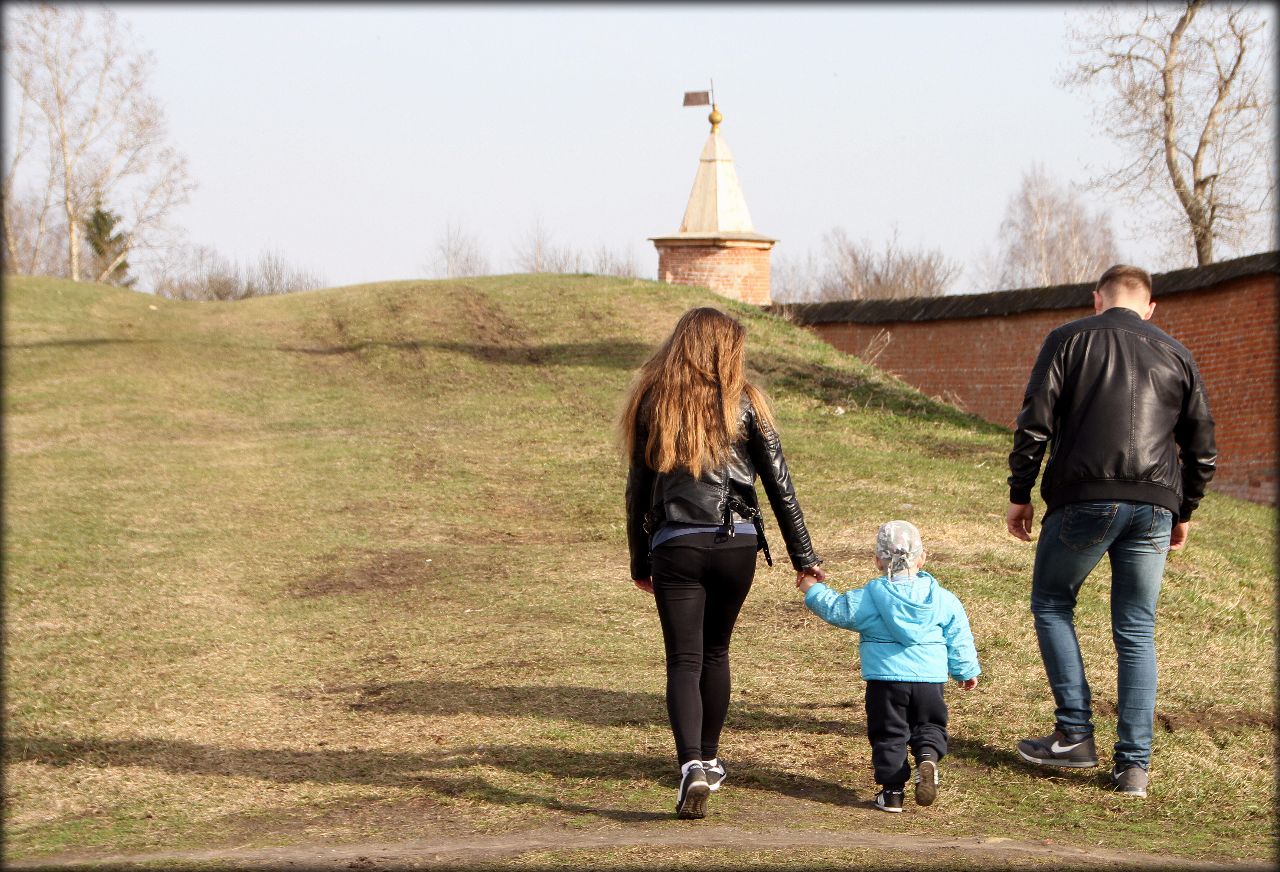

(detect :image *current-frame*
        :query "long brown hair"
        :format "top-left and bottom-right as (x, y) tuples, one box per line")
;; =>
(620, 307), (776, 478)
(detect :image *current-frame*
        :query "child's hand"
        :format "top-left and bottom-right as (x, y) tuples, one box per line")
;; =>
(958, 676), (979, 691)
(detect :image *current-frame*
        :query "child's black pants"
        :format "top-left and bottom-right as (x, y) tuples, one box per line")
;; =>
(864, 679), (948, 786)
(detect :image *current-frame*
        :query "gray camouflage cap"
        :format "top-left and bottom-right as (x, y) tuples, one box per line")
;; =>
(875, 520), (924, 579)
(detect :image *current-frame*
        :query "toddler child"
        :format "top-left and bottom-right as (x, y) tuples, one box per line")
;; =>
(796, 520), (980, 812)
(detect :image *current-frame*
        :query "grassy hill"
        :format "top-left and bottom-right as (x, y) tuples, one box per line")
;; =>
(3, 274), (1274, 869)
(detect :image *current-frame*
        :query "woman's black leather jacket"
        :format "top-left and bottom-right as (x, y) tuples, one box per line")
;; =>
(626, 395), (821, 579)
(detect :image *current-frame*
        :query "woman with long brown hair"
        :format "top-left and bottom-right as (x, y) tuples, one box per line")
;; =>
(622, 306), (826, 819)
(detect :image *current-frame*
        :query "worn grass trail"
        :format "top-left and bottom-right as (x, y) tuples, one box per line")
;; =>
(10, 821), (1276, 870)
(3, 274), (1275, 869)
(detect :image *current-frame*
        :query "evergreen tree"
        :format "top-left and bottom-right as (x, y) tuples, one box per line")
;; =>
(84, 205), (135, 287)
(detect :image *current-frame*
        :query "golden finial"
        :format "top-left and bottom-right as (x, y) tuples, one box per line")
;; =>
(709, 104), (723, 132)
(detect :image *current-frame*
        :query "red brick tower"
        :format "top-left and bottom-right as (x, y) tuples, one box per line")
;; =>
(650, 105), (776, 306)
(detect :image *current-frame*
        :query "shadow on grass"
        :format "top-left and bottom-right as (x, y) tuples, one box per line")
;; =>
(4, 337), (163, 349)
(947, 735), (1036, 771)
(6, 336), (654, 371)
(752, 352), (1006, 435)
(345, 681), (864, 736)
(7, 736), (862, 818)
(426, 340), (653, 368)
(275, 339), (653, 369)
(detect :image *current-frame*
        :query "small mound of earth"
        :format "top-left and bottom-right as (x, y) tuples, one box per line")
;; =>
(1093, 698), (1273, 733)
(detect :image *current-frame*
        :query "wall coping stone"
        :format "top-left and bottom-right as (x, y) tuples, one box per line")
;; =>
(772, 251), (1279, 325)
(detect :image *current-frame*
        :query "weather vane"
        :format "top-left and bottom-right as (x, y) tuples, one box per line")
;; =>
(682, 79), (719, 130)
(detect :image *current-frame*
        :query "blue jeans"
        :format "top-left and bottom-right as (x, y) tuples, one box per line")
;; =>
(1031, 501), (1173, 770)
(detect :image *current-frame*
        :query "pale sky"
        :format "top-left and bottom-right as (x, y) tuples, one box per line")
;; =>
(13, 3), (1280, 294)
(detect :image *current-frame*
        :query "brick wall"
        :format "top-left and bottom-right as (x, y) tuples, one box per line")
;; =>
(806, 273), (1278, 504)
(657, 244), (772, 306)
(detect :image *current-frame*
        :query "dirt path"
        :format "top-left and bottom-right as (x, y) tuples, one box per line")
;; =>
(10, 825), (1272, 870)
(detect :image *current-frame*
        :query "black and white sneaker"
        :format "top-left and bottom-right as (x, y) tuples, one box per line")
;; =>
(1016, 729), (1099, 768)
(675, 764), (710, 818)
(914, 759), (939, 806)
(874, 785), (905, 813)
(703, 759), (727, 792)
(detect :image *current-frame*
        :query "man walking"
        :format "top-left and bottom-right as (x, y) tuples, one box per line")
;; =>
(1005, 264), (1216, 798)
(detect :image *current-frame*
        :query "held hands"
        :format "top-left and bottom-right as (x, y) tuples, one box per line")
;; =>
(1006, 502), (1034, 541)
(795, 564), (827, 594)
(642, 565), (829, 595)
(957, 676), (979, 691)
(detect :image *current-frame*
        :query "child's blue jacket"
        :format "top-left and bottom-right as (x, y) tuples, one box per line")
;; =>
(803, 570), (981, 683)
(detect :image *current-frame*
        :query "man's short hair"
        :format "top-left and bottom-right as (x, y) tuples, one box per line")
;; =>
(1096, 264), (1152, 299)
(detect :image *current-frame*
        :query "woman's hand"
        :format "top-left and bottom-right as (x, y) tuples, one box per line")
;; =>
(634, 578), (654, 594)
(958, 676), (979, 691)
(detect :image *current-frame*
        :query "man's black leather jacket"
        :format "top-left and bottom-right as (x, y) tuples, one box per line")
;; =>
(626, 395), (821, 579)
(1008, 306), (1217, 521)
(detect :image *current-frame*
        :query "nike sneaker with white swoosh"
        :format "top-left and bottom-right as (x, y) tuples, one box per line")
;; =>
(1016, 730), (1099, 767)
(1111, 764), (1149, 797)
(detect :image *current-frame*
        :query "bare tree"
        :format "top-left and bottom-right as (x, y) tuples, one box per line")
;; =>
(816, 226), (961, 301)
(2, 46), (58, 275)
(1065, 2), (1276, 266)
(3, 5), (194, 281)
(247, 248), (325, 297)
(512, 217), (553, 273)
(426, 218), (489, 278)
(589, 243), (640, 278)
(543, 244), (585, 274)
(2, 191), (64, 277)
(154, 245), (325, 301)
(154, 245), (242, 301)
(770, 249), (824, 303)
(253, 248), (289, 297)
(992, 163), (1122, 288)
(511, 217), (594, 274)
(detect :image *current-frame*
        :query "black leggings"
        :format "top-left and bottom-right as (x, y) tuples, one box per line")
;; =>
(651, 532), (757, 765)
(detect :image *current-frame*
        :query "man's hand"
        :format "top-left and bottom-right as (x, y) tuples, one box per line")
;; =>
(634, 578), (654, 594)
(1168, 520), (1190, 551)
(1006, 502), (1034, 541)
